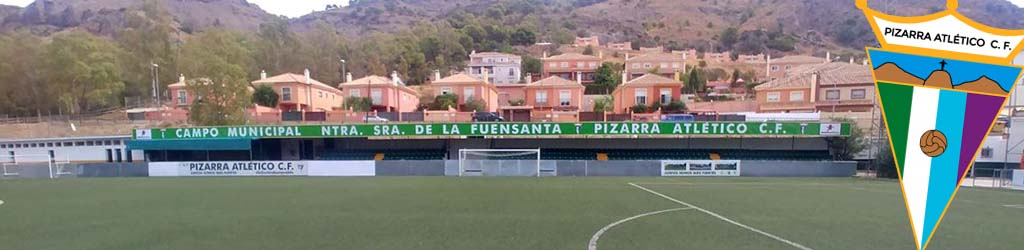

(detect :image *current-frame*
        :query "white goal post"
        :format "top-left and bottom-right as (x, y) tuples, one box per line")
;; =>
(1, 154), (71, 179)
(458, 149), (553, 177)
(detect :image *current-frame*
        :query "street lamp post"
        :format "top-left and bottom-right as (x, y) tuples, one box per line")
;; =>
(340, 59), (347, 83)
(151, 63), (160, 106)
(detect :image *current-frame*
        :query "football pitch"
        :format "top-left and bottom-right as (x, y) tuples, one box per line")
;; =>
(1, 177), (1022, 250)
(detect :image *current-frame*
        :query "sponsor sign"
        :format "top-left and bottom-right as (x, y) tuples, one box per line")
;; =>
(661, 160), (741, 177)
(133, 122), (851, 140)
(150, 161), (308, 177)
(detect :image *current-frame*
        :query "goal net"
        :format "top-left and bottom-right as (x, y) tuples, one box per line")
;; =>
(2, 154), (72, 179)
(457, 149), (554, 177)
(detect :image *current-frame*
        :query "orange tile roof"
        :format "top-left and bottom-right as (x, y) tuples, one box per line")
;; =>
(252, 73), (337, 91)
(543, 52), (601, 61)
(525, 76), (584, 88)
(755, 62), (872, 91)
(626, 53), (685, 62)
(621, 73), (684, 87)
(771, 55), (826, 64)
(340, 75), (418, 94)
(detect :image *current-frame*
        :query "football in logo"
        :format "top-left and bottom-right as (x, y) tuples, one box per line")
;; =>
(919, 130), (947, 157)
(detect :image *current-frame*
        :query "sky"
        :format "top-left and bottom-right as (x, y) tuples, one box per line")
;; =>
(0, 0), (346, 18)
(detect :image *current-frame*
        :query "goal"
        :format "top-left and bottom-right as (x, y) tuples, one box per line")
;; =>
(2, 154), (71, 179)
(457, 149), (554, 177)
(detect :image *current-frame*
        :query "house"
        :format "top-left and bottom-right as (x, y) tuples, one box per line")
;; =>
(166, 74), (193, 108)
(706, 51), (732, 63)
(251, 70), (343, 112)
(706, 79), (748, 95)
(612, 73), (685, 113)
(607, 42), (632, 50)
(338, 72), (420, 112)
(766, 55), (827, 82)
(737, 54), (766, 64)
(625, 53), (686, 80)
(574, 36), (600, 47)
(523, 76), (585, 110)
(466, 51), (522, 84)
(430, 73), (500, 112)
(754, 62), (873, 113)
(167, 74), (253, 109)
(639, 46), (664, 53)
(542, 53), (602, 84)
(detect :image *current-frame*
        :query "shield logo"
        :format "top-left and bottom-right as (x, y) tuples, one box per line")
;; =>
(858, 0), (1024, 249)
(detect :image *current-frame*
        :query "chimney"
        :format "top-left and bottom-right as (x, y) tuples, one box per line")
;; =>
(825, 51), (831, 63)
(765, 54), (772, 80)
(179, 74), (185, 84)
(433, 70), (441, 82)
(576, 71), (582, 85)
(346, 72), (353, 83)
(471, 50), (477, 55)
(862, 59), (869, 66)
(850, 57), (855, 64)
(625, 53), (631, 61)
(526, 73), (533, 84)
(304, 69), (311, 84)
(483, 69), (490, 84)
(260, 70), (267, 80)
(674, 71), (681, 82)
(542, 51), (548, 58)
(810, 72), (820, 102)
(598, 50), (604, 59)
(391, 71), (400, 85)
(621, 71), (628, 85)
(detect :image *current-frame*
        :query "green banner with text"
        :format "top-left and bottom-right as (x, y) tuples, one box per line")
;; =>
(132, 122), (850, 140)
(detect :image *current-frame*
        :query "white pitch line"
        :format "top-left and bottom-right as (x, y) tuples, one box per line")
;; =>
(587, 207), (695, 250)
(628, 183), (813, 250)
(1004, 204), (1024, 209)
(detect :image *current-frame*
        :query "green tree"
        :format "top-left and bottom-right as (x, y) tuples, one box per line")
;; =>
(592, 96), (613, 112)
(45, 31), (126, 114)
(590, 62), (622, 94)
(522, 56), (542, 76)
(686, 68), (705, 94)
(117, 0), (178, 98)
(582, 45), (594, 55)
(510, 27), (536, 45)
(252, 85), (279, 108)
(631, 104), (649, 113)
(255, 17), (303, 75)
(301, 20), (348, 85)
(179, 29), (254, 126)
(825, 117), (866, 161)
(730, 69), (742, 88)
(430, 94), (459, 110)
(666, 101), (687, 112)
(719, 27), (739, 49)
(0, 31), (48, 116)
(344, 96), (372, 112)
(464, 98), (486, 112)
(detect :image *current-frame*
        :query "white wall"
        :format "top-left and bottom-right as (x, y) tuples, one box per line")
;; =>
(0, 137), (140, 163)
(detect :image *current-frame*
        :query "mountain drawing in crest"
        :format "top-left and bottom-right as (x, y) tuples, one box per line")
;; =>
(873, 61), (1009, 95)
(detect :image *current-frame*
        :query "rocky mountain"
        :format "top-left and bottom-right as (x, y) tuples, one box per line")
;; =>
(874, 62), (924, 85)
(1, 0), (276, 36)
(2, 0), (1023, 54)
(957, 76), (1006, 94)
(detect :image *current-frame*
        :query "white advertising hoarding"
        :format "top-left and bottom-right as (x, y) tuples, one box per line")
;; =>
(1013, 170), (1023, 188)
(661, 160), (741, 177)
(149, 161), (376, 177)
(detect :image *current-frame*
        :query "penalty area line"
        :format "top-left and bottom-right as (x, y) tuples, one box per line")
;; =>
(587, 207), (695, 250)
(628, 183), (813, 250)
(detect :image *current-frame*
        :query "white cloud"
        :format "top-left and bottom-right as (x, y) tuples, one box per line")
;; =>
(0, 0), (345, 18)
(1009, 0), (1024, 8)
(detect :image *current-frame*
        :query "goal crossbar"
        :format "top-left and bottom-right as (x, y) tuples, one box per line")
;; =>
(458, 149), (544, 177)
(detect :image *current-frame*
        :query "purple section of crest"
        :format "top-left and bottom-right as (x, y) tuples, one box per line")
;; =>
(958, 94), (1006, 183)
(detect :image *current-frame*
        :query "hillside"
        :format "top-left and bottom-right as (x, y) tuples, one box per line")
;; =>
(1, 0), (276, 36)
(291, 0), (1024, 54)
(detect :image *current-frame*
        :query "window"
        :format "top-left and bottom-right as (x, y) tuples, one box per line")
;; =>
(0, 144), (5, 149)
(660, 63), (668, 69)
(549, 62), (558, 68)
(771, 65), (780, 71)
(767, 92), (780, 102)
(371, 89), (383, 105)
(589, 62), (597, 69)
(177, 90), (187, 105)
(576, 62), (584, 68)
(63, 142), (72, 147)
(350, 89), (361, 97)
(75, 141), (85, 146)
(559, 90), (571, 106)
(825, 90), (840, 100)
(785, 65), (792, 70)
(635, 89), (648, 105)
(660, 88), (671, 104)
(86, 141), (94, 146)
(509, 69), (515, 76)
(464, 87), (475, 101)
(282, 87), (292, 101)
(535, 90), (548, 105)
(790, 91), (804, 102)
(318, 91), (323, 98)
(46, 143), (54, 147)
(644, 63), (652, 69)
(981, 147), (993, 158)
(560, 62), (568, 68)
(633, 63), (641, 69)
(851, 89), (867, 99)
(672, 63), (681, 68)
(440, 87), (452, 95)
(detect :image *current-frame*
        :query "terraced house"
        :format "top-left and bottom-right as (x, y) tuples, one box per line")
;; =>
(542, 53), (602, 84)
(338, 72), (420, 112)
(252, 70), (343, 112)
(625, 53), (686, 81)
(754, 62), (874, 113)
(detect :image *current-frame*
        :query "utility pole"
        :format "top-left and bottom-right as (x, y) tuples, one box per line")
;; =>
(151, 63), (160, 106)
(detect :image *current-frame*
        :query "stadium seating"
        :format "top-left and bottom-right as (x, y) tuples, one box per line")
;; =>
(318, 149), (831, 161)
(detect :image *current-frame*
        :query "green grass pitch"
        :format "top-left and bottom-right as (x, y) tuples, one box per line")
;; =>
(1, 177), (1022, 249)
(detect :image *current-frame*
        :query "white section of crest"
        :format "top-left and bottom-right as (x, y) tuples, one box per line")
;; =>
(874, 15), (1024, 58)
(587, 207), (694, 250)
(628, 183), (813, 250)
(902, 87), (940, 247)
